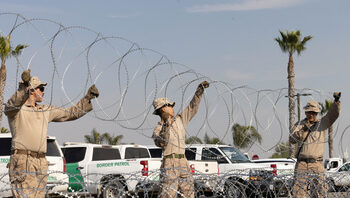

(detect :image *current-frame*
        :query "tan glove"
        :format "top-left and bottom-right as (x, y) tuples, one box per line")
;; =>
(198, 81), (209, 89)
(302, 120), (314, 131)
(85, 85), (99, 100)
(21, 69), (31, 86)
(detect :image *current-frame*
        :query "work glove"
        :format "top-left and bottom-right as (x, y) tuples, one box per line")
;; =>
(21, 69), (31, 86)
(302, 120), (314, 132)
(333, 92), (341, 102)
(85, 84), (99, 100)
(198, 81), (210, 89)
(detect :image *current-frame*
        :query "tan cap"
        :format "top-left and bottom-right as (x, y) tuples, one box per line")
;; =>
(153, 97), (175, 115)
(304, 100), (320, 113)
(29, 76), (47, 89)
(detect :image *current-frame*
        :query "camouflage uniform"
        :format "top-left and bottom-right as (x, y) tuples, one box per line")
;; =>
(290, 101), (340, 198)
(153, 85), (205, 198)
(5, 80), (94, 198)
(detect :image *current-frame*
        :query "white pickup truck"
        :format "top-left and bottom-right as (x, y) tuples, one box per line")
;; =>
(0, 133), (68, 198)
(61, 142), (152, 197)
(148, 144), (275, 197)
(326, 162), (350, 192)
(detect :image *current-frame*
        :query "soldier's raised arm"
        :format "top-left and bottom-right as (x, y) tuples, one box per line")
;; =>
(48, 85), (98, 122)
(179, 81), (209, 127)
(4, 70), (31, 117)
(319, 92), (341, 131)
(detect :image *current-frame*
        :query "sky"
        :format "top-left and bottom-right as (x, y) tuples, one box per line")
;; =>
(1, 0), (350, 159)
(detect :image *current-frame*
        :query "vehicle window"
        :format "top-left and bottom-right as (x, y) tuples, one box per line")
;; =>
(62, 147), (87, 163)
(185, 148), (197, 160)
(149, 148), (162, 158)
(201, 148), (228, 164)
(0, 138), (11, 156)
(330, 161), (338, 169)
(220, 147), (250, 163)
(0, 138), (61, 157)
(339, 164), (350, 172)
(93, 148), (121, 161)
(47, 139), (61, 157)
(125, 148), (150, 159)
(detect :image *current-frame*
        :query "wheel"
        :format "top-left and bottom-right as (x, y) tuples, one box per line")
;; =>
(224, 180), (246, 198)
(102, 180), (127, 198)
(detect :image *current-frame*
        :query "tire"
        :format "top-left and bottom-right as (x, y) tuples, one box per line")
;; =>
(224, 180), (246, 198)
(102, 180), (127, 198)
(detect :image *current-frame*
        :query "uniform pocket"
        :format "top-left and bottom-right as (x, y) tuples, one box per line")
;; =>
(10, 156), (27, 183)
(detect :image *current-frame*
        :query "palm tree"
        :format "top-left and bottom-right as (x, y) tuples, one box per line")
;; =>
(271, 141), (291, 158)
(232, 123), (262, 150)
(0, 127), (10, 133)
(185, 136), (203, 144)
(203, 133), (225, 145)
(0, 35), (28, 128)
(84, 129), (105, 144)
(103, 133), (124, 145)
(319, 99), (334, 158)
(275, 30), (312, 155)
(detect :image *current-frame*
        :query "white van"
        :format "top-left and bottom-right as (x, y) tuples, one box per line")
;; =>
(0, 133), (68, 197)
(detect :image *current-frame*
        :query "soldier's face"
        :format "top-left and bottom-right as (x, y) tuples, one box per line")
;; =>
(31, 87), (45, 103)
(305, 111), (317, 122)
(160, 105), (174, 119)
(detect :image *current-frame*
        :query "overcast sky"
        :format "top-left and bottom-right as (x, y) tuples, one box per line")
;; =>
(1, 0), (350, 158)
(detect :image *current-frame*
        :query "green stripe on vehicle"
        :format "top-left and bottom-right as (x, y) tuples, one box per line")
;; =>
(66, 163), (85, 192)
(0, 158), (9, 164)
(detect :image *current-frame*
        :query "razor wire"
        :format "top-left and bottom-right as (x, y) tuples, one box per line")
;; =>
(1, 12), (350, 197)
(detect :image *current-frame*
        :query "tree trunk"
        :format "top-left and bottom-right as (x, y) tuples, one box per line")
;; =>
(287, 54), (296, 157)
(0, 60), (6, 129)
(328, 125), (334, 158)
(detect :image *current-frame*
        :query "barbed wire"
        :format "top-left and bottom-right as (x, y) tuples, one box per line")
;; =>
(1, 12), (350, 197)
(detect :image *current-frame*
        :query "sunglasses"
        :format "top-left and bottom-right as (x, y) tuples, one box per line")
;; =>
(37, 87), (45, 92)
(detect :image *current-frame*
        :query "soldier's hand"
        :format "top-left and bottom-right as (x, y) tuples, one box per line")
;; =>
(198, 81), (209, 89)
(333, 92), (341, 102)
(85, 84), (99, 100)
(303, 120), (313, 131)
(21, 69), (31, 86)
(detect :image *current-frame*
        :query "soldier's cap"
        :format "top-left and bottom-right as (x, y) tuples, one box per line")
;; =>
(29, 76), (47, 89)
(304, 100), (320, 113)
(153, 97), (175, 115)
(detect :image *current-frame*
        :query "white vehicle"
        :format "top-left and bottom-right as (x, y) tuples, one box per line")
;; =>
(326, 162), (350, 191)
(148, 144), (275, 197)
(0, 133), (68, 198)
(325, 157), (346, 172)
(61, 142), (151, 197)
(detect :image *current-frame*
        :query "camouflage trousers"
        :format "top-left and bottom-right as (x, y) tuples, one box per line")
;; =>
(292, 161), (328, 198)
(8, 153), (48, 198)
(159, 157), (195, 198)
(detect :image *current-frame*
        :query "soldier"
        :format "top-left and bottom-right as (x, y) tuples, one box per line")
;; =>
(5, 69), (99, 198)
(152, 81), (209, 198)
(290, 92), (341, 198)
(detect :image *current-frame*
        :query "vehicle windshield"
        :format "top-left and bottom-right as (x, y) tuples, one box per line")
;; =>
(219, 147), (250, 163)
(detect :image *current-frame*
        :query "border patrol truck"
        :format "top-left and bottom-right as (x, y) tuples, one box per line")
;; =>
(61, 143), (151, 197)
